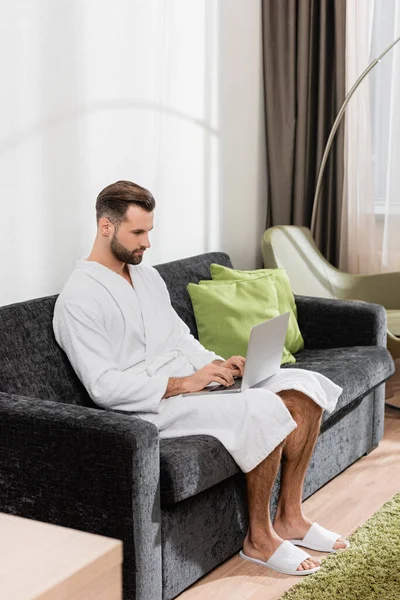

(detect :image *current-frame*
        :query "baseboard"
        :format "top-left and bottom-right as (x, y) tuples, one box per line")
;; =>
(385, 395), (400, 410)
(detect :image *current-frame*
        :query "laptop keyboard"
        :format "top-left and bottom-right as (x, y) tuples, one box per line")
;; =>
(209, 377), (242, 393)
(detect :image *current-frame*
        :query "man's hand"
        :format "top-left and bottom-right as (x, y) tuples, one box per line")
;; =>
(183, 363), (237, 393)
(163, 363), (238, 398)
(214, 355), (246, 377)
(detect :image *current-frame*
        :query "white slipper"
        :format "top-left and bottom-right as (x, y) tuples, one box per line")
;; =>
(239, 540), (320, 576)
(289, 523), (350, 553)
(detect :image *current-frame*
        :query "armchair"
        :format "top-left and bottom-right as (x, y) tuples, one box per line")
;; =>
(262, 225), (400, 359)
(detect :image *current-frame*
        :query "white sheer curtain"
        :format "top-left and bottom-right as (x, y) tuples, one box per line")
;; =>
(0, 0), (267, 306)
(340, 0), (400, 274)
(0, 0), (221, 303)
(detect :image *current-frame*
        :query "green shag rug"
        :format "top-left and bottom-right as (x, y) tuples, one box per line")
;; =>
(281, 493), (400, 600)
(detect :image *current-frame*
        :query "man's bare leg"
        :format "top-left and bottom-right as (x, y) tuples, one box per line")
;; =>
(273, 390), (347, 549)
(242, 443), (320, 572)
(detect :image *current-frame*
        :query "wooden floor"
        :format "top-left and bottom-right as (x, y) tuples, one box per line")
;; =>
(177, 406), (400, 600)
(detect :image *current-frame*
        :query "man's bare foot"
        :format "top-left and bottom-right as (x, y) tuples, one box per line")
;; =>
(242, 531), (321, 572)
(274, 514), (348, 550)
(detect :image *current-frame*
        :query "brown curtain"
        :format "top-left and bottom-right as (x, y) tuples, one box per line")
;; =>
(262, 0), (346, 266)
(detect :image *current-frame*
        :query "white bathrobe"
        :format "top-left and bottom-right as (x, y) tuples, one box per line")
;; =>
(53, 259), (342, 473)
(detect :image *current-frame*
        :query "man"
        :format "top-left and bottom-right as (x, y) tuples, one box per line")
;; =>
(53, 180), (348, 576)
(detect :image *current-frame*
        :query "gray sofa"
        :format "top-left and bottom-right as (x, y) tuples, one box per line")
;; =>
(0, 252), (394, 600)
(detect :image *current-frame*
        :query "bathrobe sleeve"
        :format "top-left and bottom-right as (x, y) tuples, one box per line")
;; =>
(53, 300), (169, 413)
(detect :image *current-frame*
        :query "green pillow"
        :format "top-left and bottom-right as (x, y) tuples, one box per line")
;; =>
(210, 264), (304, 354)
(187, 275), (296, 366)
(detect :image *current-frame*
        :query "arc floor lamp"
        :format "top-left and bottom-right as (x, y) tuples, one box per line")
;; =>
(310, 33), (400, 236)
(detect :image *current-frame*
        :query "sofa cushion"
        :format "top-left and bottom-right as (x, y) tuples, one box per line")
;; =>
(210, 263), (304, 354)
(187, 276), (295, 365)
(159, 345), (393, 505)
(160, 436), (240, 506)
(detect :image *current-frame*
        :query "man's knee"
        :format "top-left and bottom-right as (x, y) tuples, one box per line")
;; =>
(277, 389), (323, 421)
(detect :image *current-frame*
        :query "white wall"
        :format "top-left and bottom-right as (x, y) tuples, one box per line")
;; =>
(219, 0), (267, 270)
(0, 0), (267, 306)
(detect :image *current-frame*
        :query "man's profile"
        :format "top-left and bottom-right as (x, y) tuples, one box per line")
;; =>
(53, 180), (348, 576)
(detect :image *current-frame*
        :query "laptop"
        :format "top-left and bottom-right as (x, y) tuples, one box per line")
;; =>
(182, 312), (290, 396)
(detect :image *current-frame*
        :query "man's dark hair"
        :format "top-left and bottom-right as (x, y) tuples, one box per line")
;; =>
(96, 180), (155, 227)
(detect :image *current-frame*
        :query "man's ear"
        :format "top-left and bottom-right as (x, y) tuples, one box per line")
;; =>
(99, 217), (113, 237)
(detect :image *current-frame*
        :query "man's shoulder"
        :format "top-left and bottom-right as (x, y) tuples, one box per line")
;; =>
(55, 267), (106, 315)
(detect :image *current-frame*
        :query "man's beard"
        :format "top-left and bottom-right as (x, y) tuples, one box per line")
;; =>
(110, 233), (144, 265)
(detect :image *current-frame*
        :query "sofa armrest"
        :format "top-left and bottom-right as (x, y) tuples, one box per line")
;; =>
(295, 295), (387, 349)
(0, 392), (162, 600)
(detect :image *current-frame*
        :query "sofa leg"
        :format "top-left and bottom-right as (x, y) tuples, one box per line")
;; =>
(365, 443), (379, 455)
(385, 360), (400, 410)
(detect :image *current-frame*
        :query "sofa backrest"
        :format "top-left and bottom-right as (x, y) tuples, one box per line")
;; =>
(0, 252), (233, 404)
(0, 295), (96, 406)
